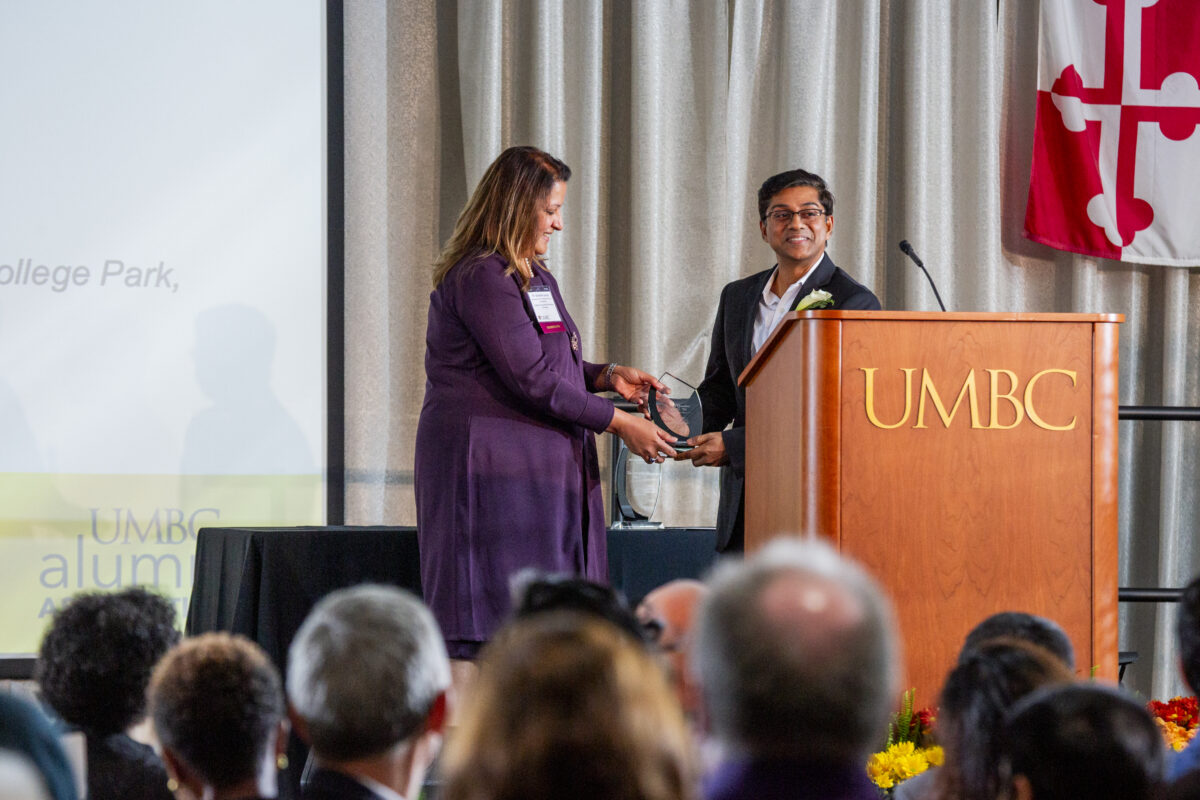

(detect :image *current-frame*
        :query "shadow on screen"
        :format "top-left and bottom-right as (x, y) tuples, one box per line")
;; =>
(181, 303), (313, 475)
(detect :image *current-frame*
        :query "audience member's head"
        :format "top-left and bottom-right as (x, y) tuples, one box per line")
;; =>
(637, 579), (708, 656)
(148, 632), (286, 800)
(693, 537), (899, 763)
(637, 580), (708, 716)
(999, 684), (1164, 800)
(287, 584), (450, 798)
(0, 750), (53, 800)
(36, 587), (179, 735)
(1164, 770), (1200, 800)
(510, 570), (646, 643)
(441, 611), (695, 800)
(934, 638), (1074, 800)
(1176, 573), (1200, 695)
(0, 694), (77, 800)
(959, 611), (1075, 670)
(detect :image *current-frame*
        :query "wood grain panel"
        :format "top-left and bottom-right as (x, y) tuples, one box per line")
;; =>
(1092, 322), (1121, 681)
(740, 312), (1121, 703)
(744, 319), (842, 550)
(841, 319), (1095, 700)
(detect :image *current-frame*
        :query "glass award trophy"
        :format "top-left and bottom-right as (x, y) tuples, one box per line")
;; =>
(647, 373), (702, 451)
(612, 452), (663, 527)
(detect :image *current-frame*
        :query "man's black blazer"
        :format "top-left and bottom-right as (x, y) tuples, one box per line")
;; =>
(697, 254), (880, 552)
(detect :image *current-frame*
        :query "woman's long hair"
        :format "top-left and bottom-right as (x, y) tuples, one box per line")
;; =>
(933, 638), (1074, 800)
(441, 612), (696, 800)
(433, 146), (571, 290)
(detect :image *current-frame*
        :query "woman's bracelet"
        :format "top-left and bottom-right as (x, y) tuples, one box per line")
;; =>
(604, 362), (618, 390)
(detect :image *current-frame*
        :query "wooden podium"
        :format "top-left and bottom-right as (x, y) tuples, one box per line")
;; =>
(739, 311), (1122, 702)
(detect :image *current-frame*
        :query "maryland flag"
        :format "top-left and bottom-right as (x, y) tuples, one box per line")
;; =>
(1025, 0), (1200, 265)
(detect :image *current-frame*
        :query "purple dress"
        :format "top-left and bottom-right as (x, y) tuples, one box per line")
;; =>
(414, 253), (615, 656)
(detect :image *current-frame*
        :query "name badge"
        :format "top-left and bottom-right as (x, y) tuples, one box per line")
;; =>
(527, 286), (565, 333)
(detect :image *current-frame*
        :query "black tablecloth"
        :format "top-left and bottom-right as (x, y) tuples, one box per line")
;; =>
(185, 525), (718, 800)
(184, 527), (424, 663)
(185, 525), (718, 646)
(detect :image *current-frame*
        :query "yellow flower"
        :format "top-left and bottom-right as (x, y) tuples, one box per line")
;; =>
(1157, 717), (1198, 752)
(866, 741), (936, 789)
(866, 753), (896, 790)
(925, 745), (945, 767)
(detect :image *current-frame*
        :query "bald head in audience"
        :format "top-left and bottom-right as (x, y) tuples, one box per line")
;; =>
(693, 537), (898, 800)
(287, 585), (450, 800)
(638, 580), (707, 716)
(639, 580), (707, 653)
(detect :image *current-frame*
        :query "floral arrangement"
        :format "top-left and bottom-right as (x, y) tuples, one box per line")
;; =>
(866, 692), (1199, 793)
(1148, 696), (1198, 752)
(866, 690), (943, 793)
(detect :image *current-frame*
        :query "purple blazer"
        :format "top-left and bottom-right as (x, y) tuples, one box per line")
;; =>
(414, 253), (615, 654)
(704, 756), (882, 800)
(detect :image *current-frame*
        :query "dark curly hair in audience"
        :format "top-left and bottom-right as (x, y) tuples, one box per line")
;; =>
(509, 571), (647, 644)
(1177, 573), (1200, 694)
(148, 633), (284, 789)
(36, 587), (180, 735)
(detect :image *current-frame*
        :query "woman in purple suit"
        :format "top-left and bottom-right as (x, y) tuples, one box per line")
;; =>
(415, 145), (675, 669)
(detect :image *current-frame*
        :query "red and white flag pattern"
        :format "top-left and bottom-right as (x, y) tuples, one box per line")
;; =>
(1026, 0), (1200, 266)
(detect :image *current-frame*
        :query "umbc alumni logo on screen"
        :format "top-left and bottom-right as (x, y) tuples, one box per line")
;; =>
(860, 367), (1079, 431)
(0, 473), (322, 654)
(37, 506), (219, 618)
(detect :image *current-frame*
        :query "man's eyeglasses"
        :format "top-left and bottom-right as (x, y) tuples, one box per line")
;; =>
(765, 208), (827, 224)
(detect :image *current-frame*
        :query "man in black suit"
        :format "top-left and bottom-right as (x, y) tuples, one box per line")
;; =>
(678, 168), (881, 551)
(287, 585), (450, 800)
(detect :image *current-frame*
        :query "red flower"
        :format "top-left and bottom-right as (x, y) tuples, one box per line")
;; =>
(1148, 697), (1199, 730)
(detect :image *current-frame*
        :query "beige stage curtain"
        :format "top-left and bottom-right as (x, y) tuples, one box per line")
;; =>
(342, 0), (1200, 700)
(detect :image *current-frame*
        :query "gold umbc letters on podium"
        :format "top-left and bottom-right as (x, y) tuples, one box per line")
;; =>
(861, 367), (1078, 430)
(738, 311), (1122, 703)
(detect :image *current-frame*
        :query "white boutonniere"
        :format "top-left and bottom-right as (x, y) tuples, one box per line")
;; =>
(795, 289), (834, 310)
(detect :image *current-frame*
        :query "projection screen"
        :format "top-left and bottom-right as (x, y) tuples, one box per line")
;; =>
(0, 1), (331, 657)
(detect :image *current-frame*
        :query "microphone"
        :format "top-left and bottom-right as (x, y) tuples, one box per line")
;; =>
(899, 240), (947, 312)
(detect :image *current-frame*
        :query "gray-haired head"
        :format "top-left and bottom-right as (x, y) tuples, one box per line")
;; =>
(286, 585), (450, 761)
(693, 537), (900, 762)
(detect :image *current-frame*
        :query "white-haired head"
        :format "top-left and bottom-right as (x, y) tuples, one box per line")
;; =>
(287, 585), (450, 761)
(693, 537), (900, 762)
